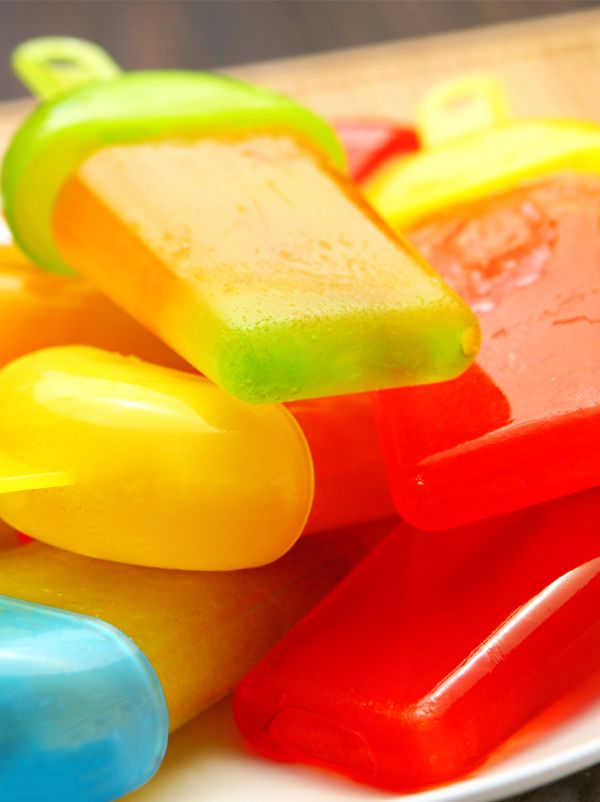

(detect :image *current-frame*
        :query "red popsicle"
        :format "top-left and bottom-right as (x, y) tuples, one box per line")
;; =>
(234, 486), (600, 792)
(333, 120), (419, 182)
(290, 393), (396, 535)
(376, 173), (600, 530)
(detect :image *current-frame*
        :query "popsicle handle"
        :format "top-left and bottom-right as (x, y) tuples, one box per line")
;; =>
(0, 452), (72, 493)
(416, 74), (512, 149)
(12, 37), (121, 101)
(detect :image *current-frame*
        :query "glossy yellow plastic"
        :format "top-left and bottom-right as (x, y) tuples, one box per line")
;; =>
(365, 75), (600, 228)
(0, 522), (390, 730)
(0, 346), (314, 570)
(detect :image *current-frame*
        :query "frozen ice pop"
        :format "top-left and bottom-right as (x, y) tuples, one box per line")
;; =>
(2, 38), (479, 403)
(0, 594), (167, 802)
(234, 487), (600, 791)
(0, 218), (394, 537)
(332, 119), (419, 182)
(0, 346), (313, 569)
(370, 77), (600, 529)
(0, 519), (392, 733)
(291, 391), (396, 534)
(0, 224), (188, 369)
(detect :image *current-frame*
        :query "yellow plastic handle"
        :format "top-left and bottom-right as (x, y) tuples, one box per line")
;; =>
(0, 452), (71, 493)
(12, 37), (121, 101)
(416, 74), (512, 149)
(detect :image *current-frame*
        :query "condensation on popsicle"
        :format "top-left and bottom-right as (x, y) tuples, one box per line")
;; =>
(3, 38), (480, 403)
(369, 77), (600, 530)
(0, 346), (314, 570)
(234, 487), (600, 792)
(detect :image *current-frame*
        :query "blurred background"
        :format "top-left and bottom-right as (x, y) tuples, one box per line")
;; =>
(0, 0), (597, 100)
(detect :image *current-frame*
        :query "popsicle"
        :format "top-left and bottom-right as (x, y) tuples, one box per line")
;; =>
(0, 518), (18, 548)
(0, 346), (313, 569)
(0, 594), (167, 802)
(0, 222), (189, 369)
(0, 216), (394, 536)
(2, 38), (479, 403)
(234, 487), (600, 792)
(0, 518), (393, 798)
(369, 76), (600, 529)
(291, 391), (396, 534)
(332, 119), (419, 182)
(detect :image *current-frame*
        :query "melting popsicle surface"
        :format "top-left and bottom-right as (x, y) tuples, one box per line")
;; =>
(377, 173), (600, 529)
(52, 132), (479, 402)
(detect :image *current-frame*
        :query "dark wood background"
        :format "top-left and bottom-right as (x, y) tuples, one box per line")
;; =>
(0, 0), (598, 100)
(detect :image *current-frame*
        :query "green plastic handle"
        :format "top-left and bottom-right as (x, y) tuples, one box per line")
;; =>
(12, 37), (121, 100)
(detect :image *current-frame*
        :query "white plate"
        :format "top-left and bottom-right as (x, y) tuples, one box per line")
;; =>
(131, 676), (600, 802)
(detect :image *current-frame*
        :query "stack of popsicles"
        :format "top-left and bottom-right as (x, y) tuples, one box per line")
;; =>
(0, 37), (598, 802)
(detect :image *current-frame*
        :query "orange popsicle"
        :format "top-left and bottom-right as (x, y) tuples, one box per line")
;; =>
(0, 216), (187, 370)
(4, 39), (479, 403)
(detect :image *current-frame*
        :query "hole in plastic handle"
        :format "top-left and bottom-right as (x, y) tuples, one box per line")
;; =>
(12, 37), (121, 101)
(417, 74), (512, 149)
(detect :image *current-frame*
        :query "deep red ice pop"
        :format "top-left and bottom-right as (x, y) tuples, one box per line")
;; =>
(234, 486), (600, 791)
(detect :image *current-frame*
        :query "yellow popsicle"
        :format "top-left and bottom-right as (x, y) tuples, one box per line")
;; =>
(0, 521), (391, 730)
(0, 346), (314, 570)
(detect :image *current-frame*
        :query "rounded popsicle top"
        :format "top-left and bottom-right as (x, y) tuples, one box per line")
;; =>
(0, 593), (168, 802)
(364, 74), (600, 228)
(2, 37), (346, 275)
(0, 346), (314, 570)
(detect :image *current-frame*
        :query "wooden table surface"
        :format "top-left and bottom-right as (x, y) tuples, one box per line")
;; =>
(1, 9), (600, 802)
(231, 7), (600, 121)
